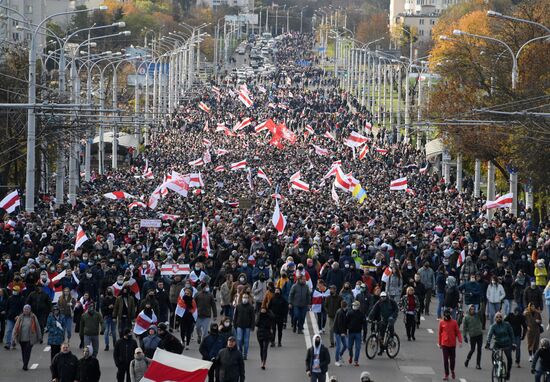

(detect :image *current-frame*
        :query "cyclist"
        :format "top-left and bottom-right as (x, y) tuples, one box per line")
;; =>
(531, 338), (550, 382)
(368, 291), (398, 356)
(485, 311), (515, 381)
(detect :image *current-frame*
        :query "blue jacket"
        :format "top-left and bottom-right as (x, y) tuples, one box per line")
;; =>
(199, 333), (225, 361)
(46, 313), (65, 345)
(458, 281), (481, 305)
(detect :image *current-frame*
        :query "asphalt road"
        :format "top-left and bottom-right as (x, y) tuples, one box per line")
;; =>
(1, 303), (546, 382)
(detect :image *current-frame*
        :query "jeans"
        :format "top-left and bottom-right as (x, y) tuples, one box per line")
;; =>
(4, 319), (15, 345)
(310, 372), (326, 382)
(236, 327), (251, 357)
(20, 341), (33, 368)
(441, 346), (456, 376)
(84, 335), (99, 357)
(196, 317), (210, 340)
(487, 302), (501, 325)
(335, 333), (347, 362)
(61, 314), (73, 340)
(104, 317), (117, 348)
(466, 334), (483, 366)
(348, 332), (361, 362)
(513, 335), (522, 364)
(437, 292), (445, 318)
(293, 306), (307, 331)
(502, 299), (512, 317)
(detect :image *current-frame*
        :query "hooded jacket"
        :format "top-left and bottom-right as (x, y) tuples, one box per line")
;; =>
(142, 326), (161, 359)
(305, 334), (330, 374)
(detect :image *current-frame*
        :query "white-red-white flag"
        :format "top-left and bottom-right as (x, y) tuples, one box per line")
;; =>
(202, 138), (211, 147)
(344, 131), (369, 147)
(188, 158), (205, 167)
(128, 201), (147, 210)
(230, 160), (247, 170)
(133, 310), (157, 335)
(304, 124), (314, 138)
(75, 225), (88, 250)
(214, 165), (225, 172)
(331, 183), (340, 205)
(257, 167), (272, 186)
(375, 147), (388, 155)
(290, 179), (310, 192)
(381, 266), (392, 283)
(201, 222), (211, 258)
(104, 191), (134, 199)
(0, 190), (20, 213)
(365, 121), (372, 131)
(334, 167), (351, 192)
(272, 199), (286, 235)
(188, 173), (204, 188)
(198, 101), (211, 113)
(323, 131), (336, 141)
(290, 170), (301, 182)
(238, 91), (253, 108)
(312, 145), (329, 156)
(216, 122), (226, 132)
(234, 117), (252, 132)
(215, 148), (228, 156)
(203, 150), (211, 164)
(359, 145), (369, 160)
(390, 177), (408, 191)
(485, 193), (513, 209)
(141, 348), (211, 382)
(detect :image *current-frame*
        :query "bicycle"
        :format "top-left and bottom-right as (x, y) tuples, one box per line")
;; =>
(365, 320), (400, 359)
(489, 347), (508, 382)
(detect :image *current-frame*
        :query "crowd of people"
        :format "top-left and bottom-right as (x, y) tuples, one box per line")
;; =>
(0, 32), (549, 382)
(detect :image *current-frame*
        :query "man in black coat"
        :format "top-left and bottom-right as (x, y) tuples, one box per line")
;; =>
(113, 328), (138, 382)
(216, 336), (245, 382)
(50, 343), (79, 382)
(200, 323), (225, 382)
(78, 345), (101, 382)
(157, 322), (184, 354)
(306, 334), (331, 381)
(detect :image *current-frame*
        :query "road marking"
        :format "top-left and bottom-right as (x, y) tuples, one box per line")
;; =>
(43, 346), (51, 352)
(420, 316), (426, 321)
(427, 328), (434, 334)
(308, 311), (320, 334)
(303, 316), (312, 349)
(460, 379), (467, 382)
(30, 364), (38, 369)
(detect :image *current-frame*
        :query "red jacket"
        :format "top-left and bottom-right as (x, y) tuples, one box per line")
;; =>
(438, 318), (462, 347)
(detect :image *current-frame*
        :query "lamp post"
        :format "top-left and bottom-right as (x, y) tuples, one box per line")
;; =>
(487, 10), (550, 34)
(300, 6), (308, 34)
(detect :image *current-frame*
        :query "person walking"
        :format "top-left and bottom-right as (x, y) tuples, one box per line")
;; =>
(216, 336), (245, 382)
(418, 262), (434, 315)
(129, 347), (151, 382)
(306, 334), (331, 382)
(46, 305), (65, 360)
(324, 285), (342, 348)
(255, 306), (274, 369)
(333, 300), (348, 367)
(346, 300), (365, 366)
(101, 286), (117, 351)
(463, 304), (483, 369)
(195, 283), (218, 345)
(0, 287), (8, 345)
(486, 276), (506, 325)
(438, 308), (463, 381)
(544, 281), (550, 329)
(142, 325), (161, 359)
(177, 288), (197, 350)
(289, 275), (311, 334)
(233, 292), (255, 360)
(50, 342), (79, 382)
(399, 286), (419, 341)
(80, 302), (103, 357)
(4, 285), (24, 349)
(220, 274), (235, 319)
(524, 302), (542, 362)
(114, 328), (138, 382)
(458, 275), (481, 313)
(78, 345), (101, 382)
(25, 283), (52, 334)
(12, 304), (41, 370)
(199, 323), (225, 382)
(114, 286), (136, 339)
(504, 306), (527, 367)
(57, 288), (76, 342)
(267, 287), (288, 347)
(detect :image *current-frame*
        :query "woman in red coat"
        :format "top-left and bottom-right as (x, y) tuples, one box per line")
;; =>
(438, 308), (463, 381)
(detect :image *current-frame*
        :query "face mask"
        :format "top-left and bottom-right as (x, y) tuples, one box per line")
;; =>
(50, 267), (55, 272)
(13, 292), (18, 296)
(195, 267), (200, 271)
(242, 264), (248, 268)
(204, 287), (210, 292)
(224, 321), (230, 327)
(352, 305), (359, 311)
(41, 277), (47, 282)
(315, 339), (321, 346)
(492, 281), (496, 285)
(407, 265), (413, 270)
(107, 291), (113, 295)
(89, 308), (95, 314)
(239, 277), (245, 282)
(86, 273), (92, 279)
(242, 298), (249, 304)
(29, 269), (35, 273)
(345, 264), (350, 268)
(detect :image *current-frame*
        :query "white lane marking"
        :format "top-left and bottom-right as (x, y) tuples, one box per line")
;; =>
(304, 316), (312, 349)
(460, 379), (467, 382)
(427, 328), (434, 334)
(420, 316), (426, 321)
(30, 364), (38, 369)
(43, 346), (51, 352)
(309, 311), (320, 334)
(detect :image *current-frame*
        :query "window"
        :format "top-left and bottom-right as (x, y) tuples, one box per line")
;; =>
(430, 19), (435, 25)
(419, 29), (424, 36)
(419, 18), (424, 25)
(12, 32), (18, 40)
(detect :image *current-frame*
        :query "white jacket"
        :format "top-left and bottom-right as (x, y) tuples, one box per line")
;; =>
(486, 283), (505, 303)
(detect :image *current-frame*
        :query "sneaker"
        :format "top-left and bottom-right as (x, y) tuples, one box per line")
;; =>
(298, 329), (303, 334)
(464, 358), (469, 368)
(293, 326), (297, 333)
(104, 346), (109, 351)
(3, 345), (9, 350)
(476, 365), (481, 370)
(243, 355), (247, 360)
(529, 356), (533, 362)
(442, 376), (448, 381)
(330, 344), (335, 348)
(197, 336), (201, 345)
(354, 362), (359, 367)
(334, 362), (341, 367)
(278, 343), (282, 347)
(516, 363), (521, 368)
(348, 356), (352, 364)
(451, 371), (455, 379)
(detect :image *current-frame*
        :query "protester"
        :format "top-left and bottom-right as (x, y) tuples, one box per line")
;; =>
(346, 300), (365, 366)
(333, 300), (348, 367)
(78, 345), (101, 382)
(143, 325), (161, 359)
(157, 322), (184, 354)
(438, 308), (463, 381)
(200, 323), (225, 381)
(12, 304), (41, 370)
(306, 334), (331, 382)
(46, 305), (65, 360)
(80, 301), (103, 357)
(462, 304), (483, 369)
(114, 328), (138, 382)
(50, 342), (79, 382)
(504, 306), (527, 367)
(216, 336), (245, 382)
(524, 302), (542, 361)
(4, 285), (24, 349)
(101, 286), (117, 351)
(233, 292), (255, 360)
(399, 286), (419, 342)
(129, 347), (151, 382)
(531, 338), (550, 382)
(485, 311), (514, 380)
(267, 286), (288, 347)
(195, 283), (217, 345)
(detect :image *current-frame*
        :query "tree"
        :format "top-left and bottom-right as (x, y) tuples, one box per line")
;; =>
(355, 12), (389, 44)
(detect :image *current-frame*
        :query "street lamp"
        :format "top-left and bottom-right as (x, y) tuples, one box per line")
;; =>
(487, 10), (550, 34)
(453, 29), (518, 89)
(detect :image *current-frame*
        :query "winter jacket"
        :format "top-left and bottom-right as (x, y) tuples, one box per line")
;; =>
(113, 296), (136, 321)
(233, 302), (255, 329)
(13, 313), (41, 344)
(46, 313), (65, 345)
(524, 286), (543, 310)
(78, 356), (101, 382)
(504, 313), (527, 338)
(57, 295), (75, 317)
(345, 308), (366, 333)
(534, 266), (548, 287)
(386, 275), (403, 297)
(267, 293), (288, 321)
(459, 261), (478, 283)
(252, 280), (267, 304)
(142, 327), (161, 359)
(129, 357), (151, 382)
(324, 294), (342, 318)
(194, 291), (217, 319)
(333, 308), (348, 335)
(219, 281), (234, 306)
(158, 331), (183, 354)
(486, 283), (506, 304)
(368, 299), (398, 322)
(255, 311), (274, 342)
(289, 282), (311, 307)
(216, 346), (245, 382)
(80, 310), (103, 336)
(418, 266), (434, 289)
(199, 332), (225, 361)
(26, 290), (52, 315)
(169, 280), (185, 304)
(113, 337), (138, 367)
(50, 351), (79, 382)
(444, 286), (460, 308)
(6, 294), (25, 320)
(486, 321), (514, 348)
(305, 344), (331, 374)
(438, 318), (462, 347)
(458, 281), (481, 305)
(532, 347), (550, 372)
(462, 313), (483, 338)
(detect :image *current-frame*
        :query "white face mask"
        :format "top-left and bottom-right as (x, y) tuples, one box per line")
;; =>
(242, 298), (249, 304)
(224, 322), (230, 327)
(352, 305), (359, 311)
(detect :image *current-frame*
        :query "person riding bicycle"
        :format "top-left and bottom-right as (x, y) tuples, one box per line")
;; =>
(485, 311), (515, 381)
(531, 338), (550, 382)
(368, 291), (398, 355)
